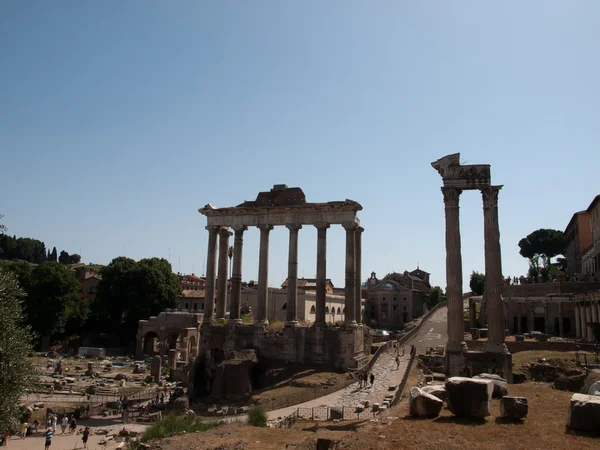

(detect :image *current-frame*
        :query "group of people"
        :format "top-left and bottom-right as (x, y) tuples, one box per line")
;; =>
(357, 371), (375, 388)
(17, 412), (89, 448)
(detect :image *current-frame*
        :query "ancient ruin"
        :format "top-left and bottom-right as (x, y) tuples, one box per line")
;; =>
(194, 185), (369, 398)
(432, 153), (512, 380)
(136, 311), (201, 362)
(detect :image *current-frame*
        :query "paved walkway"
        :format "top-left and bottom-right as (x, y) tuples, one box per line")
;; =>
(267, 304), (450, 419)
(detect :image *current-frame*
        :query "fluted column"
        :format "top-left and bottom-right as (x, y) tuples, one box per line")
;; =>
(580, 302), (586, 339)
(256, 225), (273, 324)
(592, 300), (599, 326)
(558, 302), (564, 337)
(585, 302), (592, 340)
(229, 226), (247, 322)
(203, 226), (220, 322)
(343, 222), (357, 327)
(314, 223), (329, 326)
(216, 228), (232, 318)
(285, 224), (302, 326)
(574, 303), (581, 338)
(354, 226), (364, 324)
(442, 187), (467, 352)
(528, 304), (535, 333)
(482, 186), (507, 352)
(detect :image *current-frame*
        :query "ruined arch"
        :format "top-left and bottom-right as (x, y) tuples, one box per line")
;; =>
(188, 335), (197, 358)
(143, 331), (159, 356)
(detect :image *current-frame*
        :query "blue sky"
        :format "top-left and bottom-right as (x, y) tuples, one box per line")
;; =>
(1, 1), (599, 290)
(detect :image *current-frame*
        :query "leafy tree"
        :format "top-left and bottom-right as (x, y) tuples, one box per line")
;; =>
(58, 250), (81, 264)
(0, 269), (38, 438)
(428, 286), (444, 308)
(0, 214), (6, 233)
(469, 271), (485, 296)
(93, 257), (181, 341)
(0, 260), (33, 290)
(25, 262), (80, 338)
(518, 229), (566, 269)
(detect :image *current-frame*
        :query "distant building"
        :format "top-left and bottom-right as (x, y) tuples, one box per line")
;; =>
(78, 270), (101, 303)
(582, 195), (600, 277)
(564, 211), (592, 276)
(364, 268), (431, 329)
(280, 277), (334, 294)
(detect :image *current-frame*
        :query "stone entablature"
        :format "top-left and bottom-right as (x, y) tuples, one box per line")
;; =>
(502, 281), (600, 297)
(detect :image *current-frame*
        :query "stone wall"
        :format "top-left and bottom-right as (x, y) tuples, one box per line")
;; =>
(467, 339), (597, 354)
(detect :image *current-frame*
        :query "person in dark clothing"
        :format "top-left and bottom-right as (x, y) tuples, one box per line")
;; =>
(82, 426), (90, 449)
(369, 373), (375, 387)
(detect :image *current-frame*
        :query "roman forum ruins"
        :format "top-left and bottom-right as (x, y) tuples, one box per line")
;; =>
(432, 153), (512, 380)
(196, 185), (369, 375)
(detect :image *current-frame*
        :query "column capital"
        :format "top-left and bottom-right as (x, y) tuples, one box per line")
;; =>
(356, 226), (364, 233)
(232, 225), (248, 233)
(257, 224), (274, 231)
(219, 227), (233, 237)
(441, 187), (462, 206)
(205, 225), (221, 232)
(314, 223), (330, 230)
(286, 224), (302, 231)
(481, 185), (503, 208)
(342, 222), (359, 231)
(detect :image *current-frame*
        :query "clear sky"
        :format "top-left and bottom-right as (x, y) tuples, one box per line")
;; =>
(1, 1), (599, 291)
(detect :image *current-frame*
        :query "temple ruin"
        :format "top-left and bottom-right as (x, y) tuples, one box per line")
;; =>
(432, 153), (512, 380)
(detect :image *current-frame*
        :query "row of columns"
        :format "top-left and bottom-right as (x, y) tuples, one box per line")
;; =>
(203, 223), (364, 327)
(575, 300), (600, 340)
(442, 186), (507, 355)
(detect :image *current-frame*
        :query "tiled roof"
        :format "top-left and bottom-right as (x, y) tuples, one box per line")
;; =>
(182, 289), (205, 298)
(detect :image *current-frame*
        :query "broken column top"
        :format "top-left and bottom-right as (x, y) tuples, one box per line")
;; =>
(431, 153), (491, 190)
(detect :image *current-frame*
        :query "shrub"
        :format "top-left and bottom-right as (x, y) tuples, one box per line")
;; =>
(248, 405), (268, 427)
(267, 320), (284, 331)
(241, 314), (253, 324)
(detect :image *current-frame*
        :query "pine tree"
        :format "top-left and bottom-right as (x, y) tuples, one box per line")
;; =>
(50, 247), (58, 262)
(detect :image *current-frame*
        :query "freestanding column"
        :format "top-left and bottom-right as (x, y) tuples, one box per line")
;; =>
(575, 303), (581, 338)
(285, 224), (302, 326)
(354, 227), (364, 324)
(343, 222), (357, 327)
(203, 226), (220, 322)
(216, 228), (232, 318)
(558, 302), (564, 337)
(256, 225), (273, 324)
(314, 223), (329, 326)
(580, 303), (586, 339)
(482, 186), (507, 353)
(592, 299), (598, 326)
(229, 226), (247, 322)
(441, 187), (467, 353)
(585, 302), (592, 340)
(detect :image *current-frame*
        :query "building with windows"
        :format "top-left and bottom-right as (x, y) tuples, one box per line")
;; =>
(582, 195), (600, 277)
(564, 211), (592, 276)
(280, 277), (335, 294)
(78, 271), (101, 303)
(364, 268), (431, 329)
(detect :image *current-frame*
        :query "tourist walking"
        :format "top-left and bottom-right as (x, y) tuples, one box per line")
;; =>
(395, 355), (400, 370)
(32, 418), (40, 434)
(44, 428), (53, 449)
(358, 373), (364, 388)
(369, 373), (375, 387)
(69, 415), (77, 435)
(20, 421), (28, 439)
(60, 415), (68, 434)
(51, 414), (57, 433)
(81, 426), (90, 449)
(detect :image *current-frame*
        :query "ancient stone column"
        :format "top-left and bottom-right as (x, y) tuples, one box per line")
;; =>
(574, 303), (581, 338)
(517, 312), (522, 334)
(469, 300), (477, 329)
(482, 186), (507, 353)
(343, 222), (357, 327)
(314, 223), (329, 326)
(229, 226), (247, 322)
(216, 228), (232, 319)
(285, 224), (302, 326)
(585, 302), (592, 340)
(592, 299), (599, 325)
(528, 304), (535, 333)
(558, 301), (564, 337)
(580, 302), (587, 339)
(256, 225), (274, 324)
(203, 225), (220, 322)
(441, 187), (466, 353)
(354, 227), (364, 324)
(544, 304), (550, 334)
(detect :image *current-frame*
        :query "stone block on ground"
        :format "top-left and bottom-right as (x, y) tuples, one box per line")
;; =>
(588, 381), (600, 396)
(409, 386), (443, 418)
(421, 385), (447, 402)
(445, 377), (493, 419)
(568, 393), (600, 432)
(499, 396), (528, 421)
(473, 373), (508, 398)
(388, 385), (397, 391)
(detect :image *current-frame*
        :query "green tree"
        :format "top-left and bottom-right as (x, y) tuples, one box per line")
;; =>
(518, 229), (566, 269)
(0, 214), (6, 233)
(93, 257), (181, 341)
(58, 250), (70, 264)
(469, 271), (485, 296)
(0, 269), (38, 438)
(50, 247), (58, 262)
(0, 260), (33, 290)
(25, 262), (80, 338)
(428, 286), (444, 308)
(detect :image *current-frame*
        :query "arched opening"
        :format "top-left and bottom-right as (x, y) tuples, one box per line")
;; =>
(281, 302), (287, 310)
(188, 335), (197, 358)
(310, 305), (316, 313)
(167, 332), (180, 351)
(325, 306), (329, 314)
(143, 331), (159, 356)
(337, 307), (341, 314)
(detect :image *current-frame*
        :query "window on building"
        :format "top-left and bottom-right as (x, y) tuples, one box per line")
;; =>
(403, 305), (407, 311)
(193, 303), (197, 311)
(325, 306), (329, 314)
(337, 307), (341, 314)
(393, 297), (397, 301)
(88, 284), (97, 294)
(200, 303), (205, 311)
(383, 296), (386, 301)
(310, 305), (316, 313)
(403, 297), (407, 302)
(393, 305), (397, 311)
(371, 305), (375, 311)
(185, 303), (189, 310)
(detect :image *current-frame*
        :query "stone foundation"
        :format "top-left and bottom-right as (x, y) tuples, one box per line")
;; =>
(200, 323), (368, 371)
